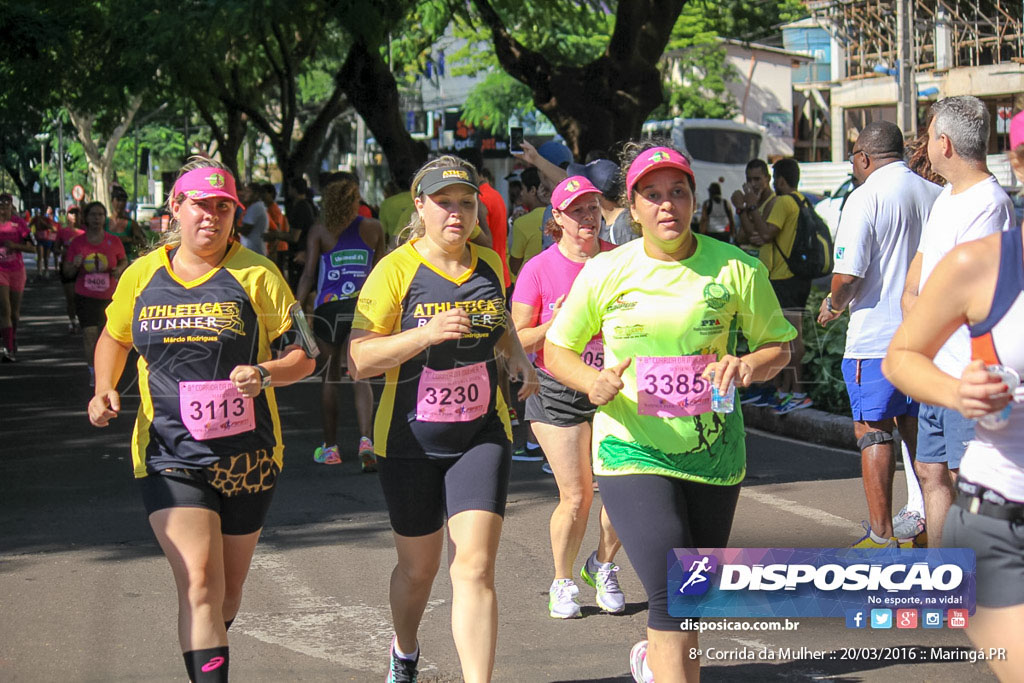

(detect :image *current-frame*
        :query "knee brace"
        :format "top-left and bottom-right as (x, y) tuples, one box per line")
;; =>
(857, 430), (893, 452)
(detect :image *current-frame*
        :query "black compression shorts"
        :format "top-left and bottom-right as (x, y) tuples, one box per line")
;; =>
(378, 440), (512, 537)
(139, 449), (279, 535)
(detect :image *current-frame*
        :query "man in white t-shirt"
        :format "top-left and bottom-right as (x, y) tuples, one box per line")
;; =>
(238, 183), (268, 256)
(900, 96), (1015, 547)
(819, 121), (942, 548)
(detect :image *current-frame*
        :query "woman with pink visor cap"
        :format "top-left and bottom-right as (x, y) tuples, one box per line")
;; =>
(544, 143), (795, 682)
(510, 175), (626, 619)
(88, 157), (316, 682)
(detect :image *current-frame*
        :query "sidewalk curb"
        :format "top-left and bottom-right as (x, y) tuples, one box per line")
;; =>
(742, 403), (856, 451)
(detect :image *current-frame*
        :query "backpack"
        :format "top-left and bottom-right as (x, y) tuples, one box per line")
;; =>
(773, 193), (833, 279)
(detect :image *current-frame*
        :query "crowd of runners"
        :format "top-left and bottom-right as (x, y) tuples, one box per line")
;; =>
(2, 92), (1022, 682)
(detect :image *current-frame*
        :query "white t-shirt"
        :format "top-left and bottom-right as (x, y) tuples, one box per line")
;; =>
(833, 162), (941, 357)
(919, 176), (1014, 375)
(240, 200), (268, 256)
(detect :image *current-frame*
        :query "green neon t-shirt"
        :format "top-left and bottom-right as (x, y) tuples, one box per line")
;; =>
(546, 235), (796, 485)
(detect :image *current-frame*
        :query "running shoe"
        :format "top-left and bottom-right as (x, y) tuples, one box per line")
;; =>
(359, 436), (377, 473)
(313, 443), (341, 465)
(386, 636), (419, 683)
(511, 444), (544, 462)
(629, 640), (654, 683)
(750, 388), (781, 408)
(541, 462), (554, 475)
(0, 348), (11, 363)
(548, 578), (582, 619)
(851, 521), (898, 548)
(892, 506), (925, 540)
(580, 551), (625, 613)
(740, 385), (771, 405)
(774, 392), (813, 414)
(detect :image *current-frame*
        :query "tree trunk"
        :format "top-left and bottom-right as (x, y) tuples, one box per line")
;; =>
(67, 94), (145, 211)
(339, 37), (428, 187)
(194, 98), (247, 179)
(474, 0), (684, 159)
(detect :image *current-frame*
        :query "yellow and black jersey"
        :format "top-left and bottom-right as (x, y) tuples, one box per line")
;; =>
(106, 242), (295, 478)
(353, 239), (512, 458)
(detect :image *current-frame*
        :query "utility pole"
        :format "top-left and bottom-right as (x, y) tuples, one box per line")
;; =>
(897, 0), (916, 136)
(58, 116), (66, 208)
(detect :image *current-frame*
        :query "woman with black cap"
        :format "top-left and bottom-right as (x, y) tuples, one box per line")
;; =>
(350, 155), (537, 683)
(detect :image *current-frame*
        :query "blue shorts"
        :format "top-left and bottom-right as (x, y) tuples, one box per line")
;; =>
(842, 358), (918, 421)
(916, 403), (974, 469)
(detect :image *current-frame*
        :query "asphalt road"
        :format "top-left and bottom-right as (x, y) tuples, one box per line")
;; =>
(0, 272), (999, 682)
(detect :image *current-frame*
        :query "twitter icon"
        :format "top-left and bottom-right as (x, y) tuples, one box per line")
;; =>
(871, 609), (892, 629)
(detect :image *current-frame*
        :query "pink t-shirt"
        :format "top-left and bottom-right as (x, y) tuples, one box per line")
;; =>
(57, 226), (85, 248)
(0, 217), (31, 272)
(66, 233), (126, 299)
(512, 240), (614, 371)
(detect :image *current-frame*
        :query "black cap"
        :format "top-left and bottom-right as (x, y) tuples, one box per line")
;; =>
(417, 167), (479, 195)
(566, 159), (620, 197)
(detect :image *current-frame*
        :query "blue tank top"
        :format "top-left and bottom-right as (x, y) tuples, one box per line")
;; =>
(316, 216), (372, 305)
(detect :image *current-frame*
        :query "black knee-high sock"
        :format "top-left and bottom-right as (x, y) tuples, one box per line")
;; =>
(183, 647), (229, 682)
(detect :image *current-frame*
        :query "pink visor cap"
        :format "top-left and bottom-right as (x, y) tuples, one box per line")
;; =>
(1010, 110), (1024, 151)
(551, 175), (602, 211)
(173, 168), (242, 206)
(626, 147), (695, 200)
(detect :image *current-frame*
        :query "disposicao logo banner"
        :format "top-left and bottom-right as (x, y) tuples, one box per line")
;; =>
(668, 548), (975, 618)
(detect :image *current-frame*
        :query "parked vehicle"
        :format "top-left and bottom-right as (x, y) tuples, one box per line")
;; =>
(813, 175), (856, 240)
(641, 118), (763, 207)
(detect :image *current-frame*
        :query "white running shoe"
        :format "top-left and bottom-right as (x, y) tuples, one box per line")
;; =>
(579, 551), (625, 613)
(630, 640), (654, 682)
(548, 578), (582, 619)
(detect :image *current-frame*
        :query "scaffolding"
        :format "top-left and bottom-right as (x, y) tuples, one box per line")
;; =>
(807, 0), (1024, 77)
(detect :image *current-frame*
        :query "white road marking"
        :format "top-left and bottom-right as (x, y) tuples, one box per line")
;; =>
(740, 488), (863, 532)
(234, 542), (442, 673)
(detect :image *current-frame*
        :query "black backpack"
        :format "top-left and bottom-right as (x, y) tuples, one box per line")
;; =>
(773, 193), (833, 279)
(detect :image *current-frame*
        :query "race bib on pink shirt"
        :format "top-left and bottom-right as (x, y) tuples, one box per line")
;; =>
(582, 339), (604, 370)
(636, 355), (714, 418)
(179, 380), (256, 441)
(83, 271), (110, 293)
(416, 362), (490, 422)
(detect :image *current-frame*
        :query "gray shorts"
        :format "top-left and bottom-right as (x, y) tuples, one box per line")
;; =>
(525, 368), (596, 427)
(944, 503), (1024, 608)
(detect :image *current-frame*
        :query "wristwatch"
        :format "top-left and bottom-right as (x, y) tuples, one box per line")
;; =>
(255, 365), (272, 388)
(825, 295), (841, 315)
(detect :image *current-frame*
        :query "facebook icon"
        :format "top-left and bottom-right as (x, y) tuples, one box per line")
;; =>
(845, 609), (867, 629)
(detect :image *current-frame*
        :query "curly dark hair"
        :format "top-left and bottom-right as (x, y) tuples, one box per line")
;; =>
(617, 138), (694, 207)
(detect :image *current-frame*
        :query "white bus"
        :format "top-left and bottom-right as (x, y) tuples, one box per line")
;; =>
(641, 118), (763, 208)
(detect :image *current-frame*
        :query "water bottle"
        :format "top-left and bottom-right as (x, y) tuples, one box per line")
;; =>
(709, 370), (735, 414)
(978, 365), (1019, 430)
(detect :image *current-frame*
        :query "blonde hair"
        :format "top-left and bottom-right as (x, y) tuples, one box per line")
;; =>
(154, 155), (233, 251)
(322, 174), (361, 231)
(397, 155), (479, 244)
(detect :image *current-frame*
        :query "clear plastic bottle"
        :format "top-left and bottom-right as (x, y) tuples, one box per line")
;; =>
(710, 370), (735, 414)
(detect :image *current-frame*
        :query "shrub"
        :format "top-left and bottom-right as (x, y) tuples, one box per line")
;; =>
(800, 286), (850, 415)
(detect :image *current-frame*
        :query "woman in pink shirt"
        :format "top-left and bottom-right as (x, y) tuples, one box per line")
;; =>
(63, 201), (126, 383)
(0, 192), (34, 361)
(56, 207), (85, 333)
(510, 175), (624, 619)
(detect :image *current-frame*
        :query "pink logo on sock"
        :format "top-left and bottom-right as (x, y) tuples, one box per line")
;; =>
(201, 656), (226, 672)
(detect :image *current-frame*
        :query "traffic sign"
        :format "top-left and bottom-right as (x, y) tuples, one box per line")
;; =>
(71, 185), (85, 201)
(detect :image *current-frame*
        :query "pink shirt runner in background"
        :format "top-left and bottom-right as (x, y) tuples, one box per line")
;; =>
(0, 218), (31, 272)
(511, 240), (614, 372)
(57, 226), (85, 249)
(66, 233), (126, 299)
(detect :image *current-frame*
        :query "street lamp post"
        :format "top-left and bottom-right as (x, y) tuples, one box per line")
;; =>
(34, 132), (50, 210)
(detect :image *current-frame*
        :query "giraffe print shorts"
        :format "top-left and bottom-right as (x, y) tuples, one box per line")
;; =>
(140, 449), (279, 535)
